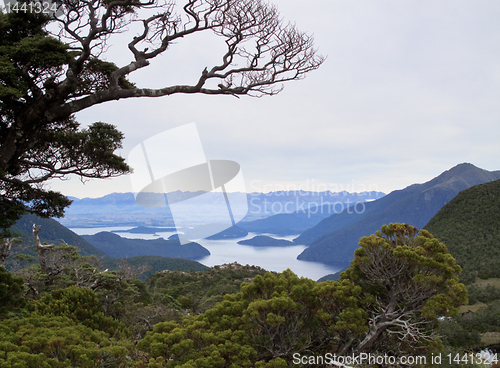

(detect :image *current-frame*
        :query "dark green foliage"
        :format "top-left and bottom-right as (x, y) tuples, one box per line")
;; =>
(0, 10), (130, 232)
(339, 223), (467, 354)
(29, 285), (128, 338)
(0, 266), (25, 318)
(242, 270), (328, 360)
(76, 58), (136, 93)
(138, 270), (324, 367)
(467, 284), (500, 304)
(104, 255), (209, 280)
(0, 197), (26, 237)
(314, 278), (370, 350)
(12, 243), (103, 298)
(439, 319), (481, 349)
(425, 179), (500, 284)
(457, 301), (500, 334)
(348, 223), (466, 316)
(90, 271), (144, 320)
(146, 263), (268, 314)
(138, 225), (467, 365)
(0, 223), (471, 366)
(0, 315), (130, 367)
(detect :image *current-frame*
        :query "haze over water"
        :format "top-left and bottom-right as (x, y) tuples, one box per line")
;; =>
(70, 227), (340, 280)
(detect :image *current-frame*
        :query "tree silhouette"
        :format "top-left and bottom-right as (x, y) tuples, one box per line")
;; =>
(0, 0), (325, 231)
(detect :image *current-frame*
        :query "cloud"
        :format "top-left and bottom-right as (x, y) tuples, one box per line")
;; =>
(49, 0), (500, 197)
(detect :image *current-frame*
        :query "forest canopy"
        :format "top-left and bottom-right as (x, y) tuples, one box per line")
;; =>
(0, 223), (474, 367)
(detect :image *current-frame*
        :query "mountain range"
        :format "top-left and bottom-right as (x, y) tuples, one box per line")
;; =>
(7, 162), (499, 282)
(7, 214), (210, 274)
(10, 213), (108, 259)
(59, 190), (385, 228)
(82, 232), (210, 260)
(238, 191), (384, 235)
(296, 163), (500, 268)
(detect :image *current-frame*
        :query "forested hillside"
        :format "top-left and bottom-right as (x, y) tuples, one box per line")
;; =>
(10, 214), (109, 259)
(425, 179), (500, 354)
(103, 256), (209, 281)
(425, 179), (500, 284)
(82, 231), (210, 259)
(3, 223), (491, 367)
(5, 215), (209, 279)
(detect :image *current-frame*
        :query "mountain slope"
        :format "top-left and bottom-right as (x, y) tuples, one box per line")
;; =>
(206, 225), (248, 240)
(239, 212), (325, 235)
(293, 201), (378, 245)
(10, 214), (109, 259)
(82, 232), (210, 260)
(239, 191), (385, 235)
(297, 163), (500, 267)
(7, 215), (210, 277)
(103, 256), (209, 280)
(424, 179), (500, 284)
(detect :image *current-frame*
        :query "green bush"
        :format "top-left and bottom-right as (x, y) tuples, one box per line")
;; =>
(0, 266), (26, 319)
(0, 315), (130, 367)
(29, 285), (128, 338)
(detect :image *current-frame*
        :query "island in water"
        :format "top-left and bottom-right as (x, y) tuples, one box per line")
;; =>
(238, 235), (295, 247)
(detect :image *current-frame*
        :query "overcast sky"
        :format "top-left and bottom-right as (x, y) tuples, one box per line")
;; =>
(48, 0), (500, 198)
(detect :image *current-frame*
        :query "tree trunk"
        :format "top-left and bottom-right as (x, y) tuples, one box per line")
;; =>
(32, 224), (53, 274)
(0, 238), (12, 267)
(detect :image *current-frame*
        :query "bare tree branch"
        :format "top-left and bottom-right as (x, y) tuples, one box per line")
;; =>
(43, 0), (324, 120)
(0, 0), (324, 229)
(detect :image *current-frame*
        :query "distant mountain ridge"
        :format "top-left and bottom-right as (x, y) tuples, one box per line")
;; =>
(59, 190), (385, 228)
(6, 215), (210, 275)
(10, 214), (109, 259)
(238, 191), (384, 235)
(82, 231), (210, 260)
(297, 163), (500, 268)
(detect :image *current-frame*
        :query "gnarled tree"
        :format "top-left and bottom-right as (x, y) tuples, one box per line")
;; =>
(339, 223), (468, 355)
(0, 0), (325, 232)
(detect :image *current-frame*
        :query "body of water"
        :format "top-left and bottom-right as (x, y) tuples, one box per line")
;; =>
(70, 227), (340, 281)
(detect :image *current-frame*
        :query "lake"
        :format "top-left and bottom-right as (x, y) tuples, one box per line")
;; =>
(70, 226), (341, 281)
